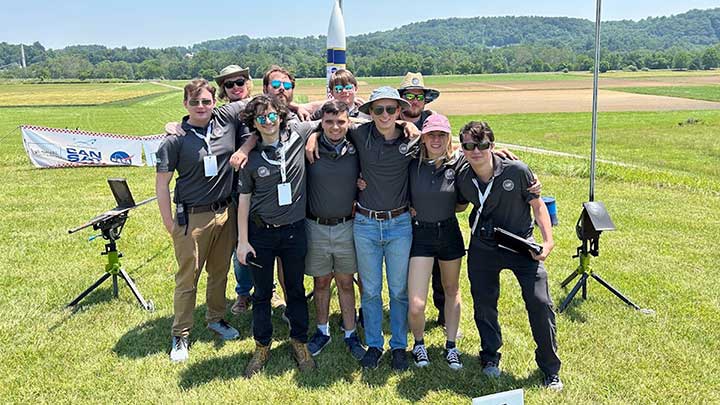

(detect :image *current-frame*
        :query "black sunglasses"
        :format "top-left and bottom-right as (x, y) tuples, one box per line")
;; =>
(371, 105), (398, 115)
(223, 78), (247, 89)
(461, 141), (492, 151)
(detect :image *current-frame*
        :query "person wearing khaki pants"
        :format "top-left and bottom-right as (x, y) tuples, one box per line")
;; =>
(156, 78), (246, 363)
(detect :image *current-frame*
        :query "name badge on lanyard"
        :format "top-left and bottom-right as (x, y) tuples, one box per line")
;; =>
(193, 124), (218, 177)
(262, 140), (292, 207)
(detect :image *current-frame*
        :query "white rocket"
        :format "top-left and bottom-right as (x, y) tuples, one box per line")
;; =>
(326, 0), (346, 97)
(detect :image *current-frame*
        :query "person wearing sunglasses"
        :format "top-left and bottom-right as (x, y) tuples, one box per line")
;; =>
(235, 94), (318, 378)
(216, 64), (254, 103)
(397, 72), (441, 128)
(156, 79), (245, 363)
(454, 121), (563, 391)
(303, 69), (370, 122)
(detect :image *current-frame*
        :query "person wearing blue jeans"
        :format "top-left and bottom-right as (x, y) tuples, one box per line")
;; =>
(348, 87), (418, 371)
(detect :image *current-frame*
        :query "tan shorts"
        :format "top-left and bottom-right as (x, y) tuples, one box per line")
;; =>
(304, 219), (357, 277)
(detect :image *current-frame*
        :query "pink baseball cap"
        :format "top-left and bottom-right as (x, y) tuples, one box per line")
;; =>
(421, 113), (451, 135)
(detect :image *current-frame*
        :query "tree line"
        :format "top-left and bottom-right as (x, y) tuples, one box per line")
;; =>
(1, 9), (718, 80)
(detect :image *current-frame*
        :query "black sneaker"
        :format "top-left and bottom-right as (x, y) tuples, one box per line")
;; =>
(307, 329), (331, 356)
(445, 348), (463, 370)
(361, 347), (383, 369)
(543, 374), (564, 391)
(344, 331), (367, 361)
(412, 344), (429, 367)
(391, 349), (409, 371)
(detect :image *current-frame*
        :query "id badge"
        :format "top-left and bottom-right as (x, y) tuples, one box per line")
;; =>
(277, 183), (292, 206)
(203, 155), (218, 177)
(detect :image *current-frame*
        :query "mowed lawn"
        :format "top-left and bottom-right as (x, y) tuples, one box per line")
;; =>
(0, 82), (719, 404)
(0, 82), (172, 107)
(613, 85), (720, 103)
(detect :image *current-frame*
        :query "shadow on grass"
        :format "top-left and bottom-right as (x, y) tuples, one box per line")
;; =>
(112, 301), (255, 359)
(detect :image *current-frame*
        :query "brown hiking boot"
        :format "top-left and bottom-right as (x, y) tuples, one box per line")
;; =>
(231, 295), (251, 315)
(244, 342), (271, 378)
(290, 339), (316, 372)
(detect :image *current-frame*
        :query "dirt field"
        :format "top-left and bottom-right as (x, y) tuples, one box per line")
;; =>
(299, 74), (720, 114)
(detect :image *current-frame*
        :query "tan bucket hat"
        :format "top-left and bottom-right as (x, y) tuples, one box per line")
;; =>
(398, 72), (440, 103)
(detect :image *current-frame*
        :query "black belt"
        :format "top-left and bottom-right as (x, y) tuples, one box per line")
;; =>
(413, 217), (457, 228)
(307, 214), (353, 226)
(188, 196), (233, 214)
(251, 215), (294, 229)
(355, 205), (408, 221)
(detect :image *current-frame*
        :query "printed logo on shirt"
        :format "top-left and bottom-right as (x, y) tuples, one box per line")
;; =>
(257, 166), (270, 177)
(347, 144), (356, 155)
(502, 179), (515, 191)
(445, 168), (455, 180)
(398, 143), (409, 154)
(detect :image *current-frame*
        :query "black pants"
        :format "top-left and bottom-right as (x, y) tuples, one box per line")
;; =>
(467, 238), (561, 376)
(249, 220), (308, 346)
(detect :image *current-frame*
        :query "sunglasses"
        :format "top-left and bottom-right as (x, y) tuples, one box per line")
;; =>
(461, 141), (492, 151)
(371, 105), (398, 115)
(188, 98), (213, 107)
(270, 80), (293, 90)
(333, 84), (355, 93)
(223, 78), (247, 89)
(403, 93), (425, 101)
(255, 112), (279, 125)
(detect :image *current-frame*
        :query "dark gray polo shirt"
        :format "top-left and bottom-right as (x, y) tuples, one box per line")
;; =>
(456, 154), (539, 239)
(409, 151), (465, 223)
(237, 123), (314, 226)
(348, 122), (419, 211)
(307, 131), (360, 219)
(156, 102), (244, 206)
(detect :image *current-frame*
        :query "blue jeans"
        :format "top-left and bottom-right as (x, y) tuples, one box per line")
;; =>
(354, 211), (412, 350)
(232, 251), (254, 297)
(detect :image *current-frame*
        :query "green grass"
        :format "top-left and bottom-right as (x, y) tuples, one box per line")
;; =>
(612, 86), (720, 102)
(1, 85), (719, 404)
(0, 82), (172, 107)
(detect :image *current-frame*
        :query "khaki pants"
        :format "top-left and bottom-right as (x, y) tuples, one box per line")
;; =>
(170, 205), (237, 337)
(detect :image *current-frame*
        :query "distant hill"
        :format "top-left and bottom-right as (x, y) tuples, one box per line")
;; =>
(1, 8), (719, 80)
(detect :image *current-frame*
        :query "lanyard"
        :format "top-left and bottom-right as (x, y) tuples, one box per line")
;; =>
(470, 177), (494, 236)
(261, 141), (288, 183)
(191, 123), (213, 156)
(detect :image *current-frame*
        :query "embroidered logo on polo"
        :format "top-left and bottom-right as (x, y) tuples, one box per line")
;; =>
(257, 166), (270, 177)
(347, 144), (356, 155)
(502, 179), (515, 191)
(398, 143), (409, 154)
(445, 168), (455, 180)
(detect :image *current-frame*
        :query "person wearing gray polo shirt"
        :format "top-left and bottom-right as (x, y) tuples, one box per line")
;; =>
(455, 121), (563, 391)
(303, 100), (366, 361)
(235, 95), (316, 378)
(156, 79), (242, 363)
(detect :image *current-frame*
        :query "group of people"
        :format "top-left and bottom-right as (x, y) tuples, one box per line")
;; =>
(154, 65), (563, 391)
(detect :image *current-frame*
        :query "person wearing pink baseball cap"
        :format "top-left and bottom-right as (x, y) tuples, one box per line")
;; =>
(406, 113), (467, 371)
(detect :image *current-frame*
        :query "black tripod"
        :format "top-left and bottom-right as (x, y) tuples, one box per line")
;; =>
(67, 214), (154, 311)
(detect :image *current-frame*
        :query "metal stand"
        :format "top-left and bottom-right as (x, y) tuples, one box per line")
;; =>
(67, 214), (154, 311)
(558, 240), (643, 313)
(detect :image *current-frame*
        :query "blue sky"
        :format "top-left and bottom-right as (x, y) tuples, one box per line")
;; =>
(2, 0), (717, 49)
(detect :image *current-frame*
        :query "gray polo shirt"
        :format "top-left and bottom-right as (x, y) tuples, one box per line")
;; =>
(237, 123), (314, 226)
(456, 154), (539, 240)
(307, 131), (360, 219)
(156, 102), (244, 206)
(409, 151), (465, 223)
(348, 122), (419, 211)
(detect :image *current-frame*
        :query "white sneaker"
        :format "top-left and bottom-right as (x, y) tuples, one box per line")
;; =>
(207, 320), (240, 340)
(412, 344), (430, 367)
(170, 336), (189, 363)
(482, 360), (501, 378)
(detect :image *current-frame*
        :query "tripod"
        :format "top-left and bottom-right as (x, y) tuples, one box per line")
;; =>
(67, 214), (154, 311)
(558, 236), (643, 313)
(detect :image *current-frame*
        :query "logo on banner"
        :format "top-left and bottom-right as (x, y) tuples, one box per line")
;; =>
(502, 179), (515, 191)
(73, 138), (97, 146)
(66, 147), (102, 163)
(110, 151), (133, 165)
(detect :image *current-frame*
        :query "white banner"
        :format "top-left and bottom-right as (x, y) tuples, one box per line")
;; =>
(20, 125), (165, 168)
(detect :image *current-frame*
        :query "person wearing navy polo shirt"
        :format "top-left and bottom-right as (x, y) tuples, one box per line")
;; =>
(455, 121), (563, 391)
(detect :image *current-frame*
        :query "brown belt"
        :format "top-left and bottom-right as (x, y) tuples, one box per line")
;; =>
(355, 205), (408, 221)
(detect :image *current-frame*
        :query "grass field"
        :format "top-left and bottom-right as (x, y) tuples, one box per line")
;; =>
(0, 82), (172, 107)
(613, 86), (720, 102)
(0, 77), (719, 404)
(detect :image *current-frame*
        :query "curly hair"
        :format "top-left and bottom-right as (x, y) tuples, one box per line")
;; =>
(241, 94), (288, 133)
